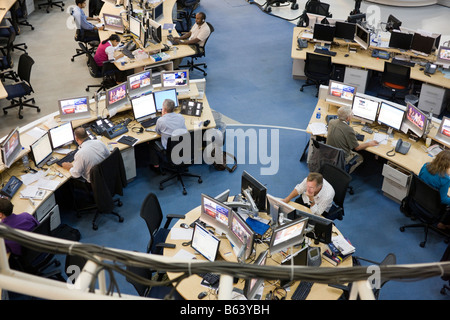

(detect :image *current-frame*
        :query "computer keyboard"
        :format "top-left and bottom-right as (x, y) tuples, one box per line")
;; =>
(140, 116), (160, 128)
(121, 48), (134, 59)
(200, 273), (220, 288)
(291, 281), (313, 300)
(314, 48), (337, 56)
(56, 149), (78, 167)
(391, 58), (415, 67)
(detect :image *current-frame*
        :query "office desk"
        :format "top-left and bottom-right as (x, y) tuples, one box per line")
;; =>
(163, 201), (350, 300)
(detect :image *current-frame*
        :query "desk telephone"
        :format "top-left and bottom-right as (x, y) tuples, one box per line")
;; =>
(395, 139), (411, 155)
(425, 62), (437, 75)
(123, 40), (137, 52)
(91, 118), (114, 135)
(297, 38), (308, 49)
(180, 100), (203, 117)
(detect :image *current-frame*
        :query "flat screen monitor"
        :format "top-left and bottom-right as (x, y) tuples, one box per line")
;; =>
(266, 194), (296, 226)
(106, 82), (128, 113)
(410, 32), (435, 55)
(435, 116), (450, 145)
(127, 70), (152, 97)
(30, 132), (53, 168)
(191, 222), (220, 262)
(347, 13), (366, 24)
(152, 1), (164, 21)
(103, 13), (124, 33)
(334, 21), (356, 41)
(377, 101), (405, 133)
(351, 94), (379, 124)
(436, 46), (450, 67)
(388, 30), (413, 50)
(49, 122), (74, 149)
(354, 24), (369, 50)
(131, 93), (157, 122)
(227, 210), (255, 261)
(160, 70), (189, 92)
(387, 14), (402, 31)
(0, 127), (22, 168)
(306, 13), (326, 28)
(58, 96), (91, 122)
(153, 88), (178, 112)
(243, 250), (268, 300)
(200, 193), (232, 235)
(241, 170), (267, 211)
(402, 102), (427, 138)
(269, 217), (308, 254)
(312, 23), (335, 45)
(326, 80), (357, 107)
(129, 15), (141, 38)
(149, 19), (162, 43)
(289, 209), (333, 244)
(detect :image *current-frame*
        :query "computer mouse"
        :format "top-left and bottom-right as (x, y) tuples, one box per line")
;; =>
(420, 67), (425, 71)
(203, 120), (210, 127)
(180, 223), (189, 229)
(198, 291), (208, 299)
(344, 54), (349, 57)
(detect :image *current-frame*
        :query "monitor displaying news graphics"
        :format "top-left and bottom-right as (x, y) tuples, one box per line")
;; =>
(58, 96), (91, 122)
(103, 13), (124, 33)
(334, 21), (356, 41)
(129, 15), (141, 38)
(266, 194), (296, 226)
(351, 94), (379, 124)
(161, 70), (189, 93)
(436, 46), (450, 68)
(131, 93), (157, 122)
(402, 103), (427, 138)
(191, 222), (221, 262)
(312, 23), (335, 45)
(200, 193), (233, 235)
(127, 70), (152, 98)
(30, 133), (53, 168)
(227, 210), (255, 261)
(0, 127), (22, 168)
(388, 30), (413, 51)
(410, 32), (435, 55)
(289, 210), (333, 244)
(106, 82), (128, 114)
(153, 88), (179, 112)
(326, 80), (357, 107)
(306, 13), (326, 28)
(354, 24), (369, 50)
(243, 250), (269, 300)
(435, 116), (450, 145)
(269, 217), (309, 254)
(49, 122), (74, 150)
(242, 170), (267, 212)
(377, 101), (405, 135)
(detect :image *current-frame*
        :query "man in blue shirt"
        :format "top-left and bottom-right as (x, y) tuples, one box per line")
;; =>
(72, 0), (104, 42)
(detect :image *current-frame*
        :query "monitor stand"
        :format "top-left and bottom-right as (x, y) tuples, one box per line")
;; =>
(386, 127), (394, 139)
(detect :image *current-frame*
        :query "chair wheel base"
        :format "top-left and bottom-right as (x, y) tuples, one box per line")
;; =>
(419, 242), (426, 248)
(400, 226), (405, 232)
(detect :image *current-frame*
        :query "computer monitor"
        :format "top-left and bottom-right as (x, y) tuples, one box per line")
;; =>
(129, 15), (141, 38)
(354, 24), (369, 50)
(269, 217), (309, 254)
(49, 122), (74, 149)
(103, 13), (124, 33)
(58, 96), (91, 122)
(388, 30), (413, 51)
(434, 116), (450, 145)
(347, 13), (366, 24)
(152, 1), (164, 22)
(127, 70), (152, 98)
(214, 189), (230, 203)
(131, 93), (157, 123)
(351, 94), (379, 124)
(160, 70), (189, 93)
(149, 19), (162, 43)
(30, 132), (53, 168)
(377, 101), (405, 136)
(436, 46), (450, 67)
(241, 170), (267, 211)
(387, 14), (402, 31)
(266, 194), (296, 226)
(227, 210), (255, 261)
(402, 102), (427, 138)
(106, 82), (128, 114)
(191, 222), (221, 262)
(334, 21), (356, 41)
(312, 23), (335, 45)
(306, 13), (326, 28)
(153, 88), (178, 112)
(410, 32), (435, 55)
(289, 209), (333, 244)
(243, 250), (268, 300)
(200, 193), (233, 235)
(0, 127), (22, 168)
(326, 80), (357, 107)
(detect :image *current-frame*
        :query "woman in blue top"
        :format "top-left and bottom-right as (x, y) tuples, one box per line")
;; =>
(419, 150), (450, 229)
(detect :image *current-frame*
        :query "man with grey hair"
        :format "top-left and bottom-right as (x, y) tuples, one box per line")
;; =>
(326, 106), (378, 174)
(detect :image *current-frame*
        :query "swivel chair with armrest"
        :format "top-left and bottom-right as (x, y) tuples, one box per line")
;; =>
(71, 28), (99, 62)
(0, 25), (27, 55)
(11, 0), (34, 31)
(84, 44), (117, 95)
(297, 0), (332, 27)
(399, 174), (450, 248)
(300, 52), (333, 97)
(176, 0), (200, 33)
(38, 0), (65, 13)
(263, 0), (299, 13)
(377, 61), (411, 104)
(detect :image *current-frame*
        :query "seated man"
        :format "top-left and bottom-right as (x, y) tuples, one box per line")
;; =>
(0, 198), (39, 256)
(72, 0), (104, 42)
(283, 172), (335, 217)
(326, 106), (378, 174)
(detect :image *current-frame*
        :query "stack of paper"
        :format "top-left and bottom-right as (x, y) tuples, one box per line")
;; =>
(332, 234), (355, 255)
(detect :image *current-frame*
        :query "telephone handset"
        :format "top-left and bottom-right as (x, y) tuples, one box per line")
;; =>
(395, 139), (411, 155)
(124, 40), (136, 51)
(425, 62), (437, 75)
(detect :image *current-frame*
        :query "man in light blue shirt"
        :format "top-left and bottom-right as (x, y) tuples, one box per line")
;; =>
(72, 0), (104, 42)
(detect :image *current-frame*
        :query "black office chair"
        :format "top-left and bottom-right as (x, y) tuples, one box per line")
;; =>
(12, 0), (34, 31)
(179, 22), (214, 76)
(300, 52), (333, 97)
(297, 0), (332, 27)
(84, 45), (116, 95)
(3, 53), (40, 119)
(319, 163), (352, 220)
(176, 0), (200, 33)
(71, 28), (99, 62)
(38, 0), (65, 13)
(0, 42), (18, 82)
(140, 192), (185, 255)
(377, 61), (411, 104)
(399, 174), (450, 248)
(74, 148), (127, 230)
(158, 131), (203, 195)
(0, 25), (27, 55)
(263, 0), (298, 13)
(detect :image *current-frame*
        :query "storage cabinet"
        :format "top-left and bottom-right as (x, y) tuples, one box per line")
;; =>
(381, 161), (412, 203)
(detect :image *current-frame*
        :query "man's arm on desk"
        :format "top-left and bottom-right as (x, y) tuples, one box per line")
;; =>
(355, 140), (379, 151)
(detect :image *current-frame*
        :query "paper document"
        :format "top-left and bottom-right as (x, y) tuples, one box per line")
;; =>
(332, 235), (355, 255)
(170, 228), (193, 240)
(308, 122), (327, 135)
(373, 133), (388, 144)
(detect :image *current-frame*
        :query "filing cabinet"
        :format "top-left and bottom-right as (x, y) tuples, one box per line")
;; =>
(418, 83), (450, 116)
(381, 161), (412, 203)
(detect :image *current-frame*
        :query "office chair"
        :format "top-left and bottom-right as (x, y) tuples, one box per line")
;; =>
(176, 0), (200, 33)
(297, 0), (332, 27)
(3, 53), (40, 119)
(319, 163), (352, 221)
(377, 61), (411, 104)
(71, 29), (99, 62)
(0, 25), (27, 55)
(158, 131), (203, 195)
(263, 0), (299, 13)
(38, 0), (65, 13)
(73, 148), (127, 230)
(140, 192), (185, 255)
(300, 52), (333, 97)
(0, 44), (18, 82)
(399, 174), (450, 248)
(179, 22), (214, 76)
(13, 0), (34, 31)
(84, 45), (116, 95)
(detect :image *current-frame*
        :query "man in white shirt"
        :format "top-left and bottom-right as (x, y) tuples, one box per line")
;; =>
(283, 172), (335, 217)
